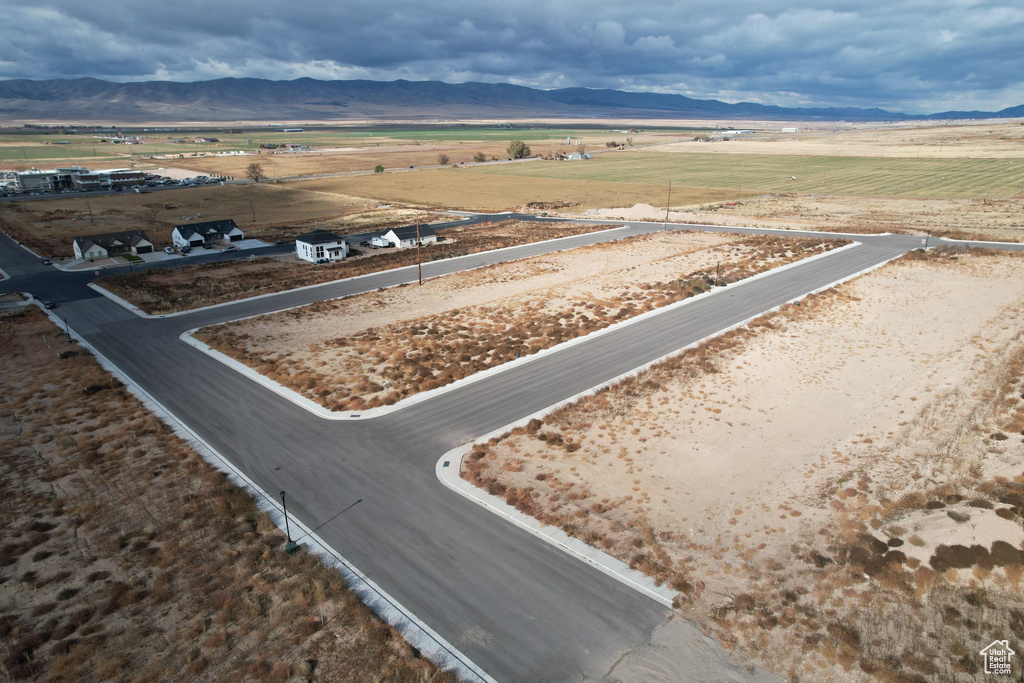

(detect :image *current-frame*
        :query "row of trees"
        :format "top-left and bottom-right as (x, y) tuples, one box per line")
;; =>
(247, 140), (534, 181)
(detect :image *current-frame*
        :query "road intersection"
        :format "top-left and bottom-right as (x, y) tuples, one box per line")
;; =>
(1, 217), (1013, 681)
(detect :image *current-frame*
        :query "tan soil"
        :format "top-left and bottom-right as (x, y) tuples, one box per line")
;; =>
(198, 233), (843, 410)
(0, 307), (452, 682)
(468, 249), (1024, 681)
(577, 195), (1024, 242)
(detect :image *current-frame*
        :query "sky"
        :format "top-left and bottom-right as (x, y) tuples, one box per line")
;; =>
(1, 0), (1022, 114)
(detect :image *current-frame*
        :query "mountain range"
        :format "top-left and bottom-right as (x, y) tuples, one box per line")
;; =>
(1, 77), (1022, 123)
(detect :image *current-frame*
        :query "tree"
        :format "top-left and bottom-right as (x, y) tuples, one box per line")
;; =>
(374, 164), (385, 174)
(507, 140), (531, 159)
(473, 151), (487, 163)
(246, 162), (266, 183)
(437, 153), (450, 166)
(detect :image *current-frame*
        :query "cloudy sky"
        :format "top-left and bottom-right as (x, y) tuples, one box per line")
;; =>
(1, 0), (1022, 114)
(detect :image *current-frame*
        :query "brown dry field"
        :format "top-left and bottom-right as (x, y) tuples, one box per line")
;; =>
(5, 119), (1022, 260)
(466, 248), (1024, 682)
(0, 306), (453, 683)
(99, 220), (609, 314)
(0, 182), (445, 259)
(587, 195), (1024, 242)
(652, 120), (1024, 158)
(196, 233), (843, 411)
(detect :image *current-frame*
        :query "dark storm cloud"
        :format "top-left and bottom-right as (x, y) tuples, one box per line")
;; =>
(1, 0), (1021, 113)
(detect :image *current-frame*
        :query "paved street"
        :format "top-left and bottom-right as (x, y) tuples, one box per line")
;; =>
(2, 219), (1013, 681)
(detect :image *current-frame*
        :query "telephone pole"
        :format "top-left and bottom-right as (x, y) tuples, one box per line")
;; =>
(416, 221), (422, 285)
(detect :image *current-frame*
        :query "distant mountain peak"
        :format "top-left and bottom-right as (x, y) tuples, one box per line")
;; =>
(0, 77), (1018, 122)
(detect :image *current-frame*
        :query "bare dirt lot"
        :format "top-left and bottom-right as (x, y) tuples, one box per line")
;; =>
(583, 196), (1024, 243)
(196, 232), (843, 411)
(465, 248), (1024, 681)
(0, 306), (452, 682)
(100, 220), (610, 314)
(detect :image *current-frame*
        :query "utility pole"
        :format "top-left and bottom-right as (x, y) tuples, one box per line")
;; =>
(664, 180), (672, 226)
(416, 221), (422, 285)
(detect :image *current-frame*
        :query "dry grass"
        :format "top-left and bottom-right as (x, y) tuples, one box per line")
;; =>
(99, 220), (609, 314)
(0, 182), (445, 258)
(0, 306), (454, 682)
(465, 247), (1024, 681)
(197, 234), (844, 411)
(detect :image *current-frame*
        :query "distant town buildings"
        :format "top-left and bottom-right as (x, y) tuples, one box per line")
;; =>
(13, 167), (146, 192)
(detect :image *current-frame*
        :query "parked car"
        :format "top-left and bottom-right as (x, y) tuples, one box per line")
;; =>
(180, 246), (192, 253)
(43, 300), (56, 309)
(164, 246), (175, 254)
(275, 240), (286, 246)
(40, 258), (52, 265)
(315, 258), (329, 264)
(223, 245), (239, 252)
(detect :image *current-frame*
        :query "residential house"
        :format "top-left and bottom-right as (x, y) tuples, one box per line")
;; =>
(381, 225), (438, 249)
(73, 230), (154, 260)
(171, 219), (244, 248)
(295, 230), (349, 263)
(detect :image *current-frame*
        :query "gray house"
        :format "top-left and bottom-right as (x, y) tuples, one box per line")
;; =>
(73, 230), (154, 260)
(171, 219), (244, 248)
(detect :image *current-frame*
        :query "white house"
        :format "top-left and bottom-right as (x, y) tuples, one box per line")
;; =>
(73, 230), (154, 260)
(171, 219), (244, 248)
(381, 224), (438, 249)
(295, 230), (349, 263)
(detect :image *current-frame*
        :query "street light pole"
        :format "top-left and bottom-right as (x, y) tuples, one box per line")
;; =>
(63, 318), (72, 343)
(280, 490), (297, 553)
(416, 221), (422, 285)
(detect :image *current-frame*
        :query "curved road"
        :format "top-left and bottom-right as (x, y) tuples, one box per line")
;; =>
(2, 218), (1013, 681)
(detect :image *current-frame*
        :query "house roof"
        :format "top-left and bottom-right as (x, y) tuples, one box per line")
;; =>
(73, 229), (151, 252)
(295, 230), (343, 244)
(173, 219), (240, 239)
(387, 224), (437, 241)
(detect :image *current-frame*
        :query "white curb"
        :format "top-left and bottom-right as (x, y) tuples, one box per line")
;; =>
(34, 302), (495, 683)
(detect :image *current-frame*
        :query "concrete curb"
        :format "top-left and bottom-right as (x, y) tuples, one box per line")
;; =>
(179, 240), (862, 421)
(0, 265), (9, 281)
(433, 243), (905, 612)
(34, 303), (495, 683)
(436, 444), (678, 608)
(939, 236), (1024, 247)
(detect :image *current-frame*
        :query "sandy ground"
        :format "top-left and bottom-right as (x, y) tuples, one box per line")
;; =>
(201, 232), (842, 410)
(469, 250), (1024, 681)
(577, 196), (1024, 241)
(228, 231), (736, 350)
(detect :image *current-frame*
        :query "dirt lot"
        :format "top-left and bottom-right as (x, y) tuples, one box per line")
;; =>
(465, 248), (1024, 681)
(0, 306), (452, 682)
(582, 196), (1024, 242)
(196, 233), (843, 411)
(99, 220), (610, 314)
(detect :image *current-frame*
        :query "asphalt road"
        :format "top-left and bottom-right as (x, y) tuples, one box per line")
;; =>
(2, 220), (1015, 681)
